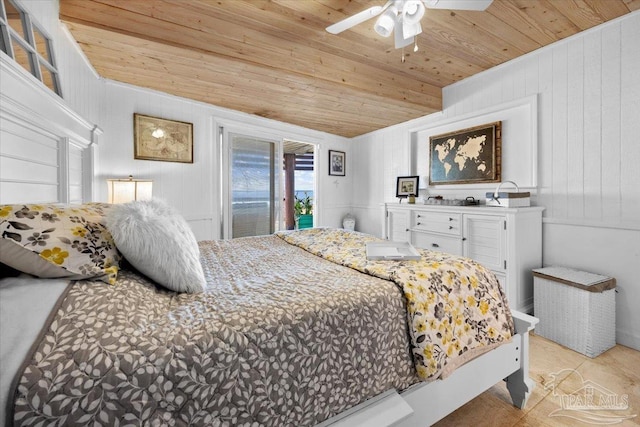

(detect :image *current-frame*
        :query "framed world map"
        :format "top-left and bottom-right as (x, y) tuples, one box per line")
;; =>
(134, 114), (193, 163)
(428, 121), (501, 185)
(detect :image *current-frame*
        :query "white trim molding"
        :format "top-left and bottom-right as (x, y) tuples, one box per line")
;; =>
(1, 52), (100, 204)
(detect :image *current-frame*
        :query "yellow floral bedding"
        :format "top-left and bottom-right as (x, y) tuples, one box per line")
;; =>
(276, 228), (515, 380)
(0, 203), (120, 284)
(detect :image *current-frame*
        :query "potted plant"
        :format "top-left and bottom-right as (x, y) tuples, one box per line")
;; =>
(294, 192), (313, 229)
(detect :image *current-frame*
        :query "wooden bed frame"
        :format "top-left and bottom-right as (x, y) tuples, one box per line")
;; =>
(320, 311), (538, 427)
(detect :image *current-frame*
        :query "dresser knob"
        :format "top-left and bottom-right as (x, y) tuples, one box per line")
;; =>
(449, 217), (453, 221)
(417, 222), (422, 226)
(432, 243), (439, 248)
(449, 226), (453, 230)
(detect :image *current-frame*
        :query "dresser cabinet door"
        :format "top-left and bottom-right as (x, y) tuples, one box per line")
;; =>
(387, 209), (410, 242)
(463, 214), (506, 273)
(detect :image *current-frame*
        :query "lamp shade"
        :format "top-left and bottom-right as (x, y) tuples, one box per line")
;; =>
(107, 176), (153, 204)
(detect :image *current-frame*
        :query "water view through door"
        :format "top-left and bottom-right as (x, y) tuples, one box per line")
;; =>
(230, 134), (278, 238)
(283, 140), (315, 230)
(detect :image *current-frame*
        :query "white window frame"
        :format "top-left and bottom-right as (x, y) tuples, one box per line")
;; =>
(0, 0), (62, 96)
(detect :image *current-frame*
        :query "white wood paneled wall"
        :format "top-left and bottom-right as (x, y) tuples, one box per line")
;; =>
(352, 12), (640, 350)
(98, 80), (352, 241)
(0, 0), (104, 205)
(442, 13), (640, 349)
(351, 125), (412, 236)
(413, 95), (538, 195)
(0, 115), (59, 203)
(0, 54), (97, 205)
(443, 12), (640, 229)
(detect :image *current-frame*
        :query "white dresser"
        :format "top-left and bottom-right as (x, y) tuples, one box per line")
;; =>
(383, 203), (544, 313)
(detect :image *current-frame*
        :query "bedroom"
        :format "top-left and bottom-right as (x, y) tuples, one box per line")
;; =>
(0, 0), (639, 425)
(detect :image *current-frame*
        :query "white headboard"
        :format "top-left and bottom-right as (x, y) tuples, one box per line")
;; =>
(0, 54), (100, 205)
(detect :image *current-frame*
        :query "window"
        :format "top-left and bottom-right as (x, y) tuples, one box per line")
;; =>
(0, 0), (61, 96)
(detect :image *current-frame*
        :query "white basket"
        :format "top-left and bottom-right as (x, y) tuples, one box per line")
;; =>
(533, 267), (616, 358)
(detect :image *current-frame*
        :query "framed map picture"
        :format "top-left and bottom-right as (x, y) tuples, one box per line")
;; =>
(428, 121), (501, 185)
(134, 114), (193, 163)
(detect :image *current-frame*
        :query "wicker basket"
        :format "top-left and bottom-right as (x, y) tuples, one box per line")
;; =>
(533, 267), (616, 358)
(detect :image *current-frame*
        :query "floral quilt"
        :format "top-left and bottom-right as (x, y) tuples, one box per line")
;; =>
(276, 228), (515, 380)
(10, 235), (419, 426)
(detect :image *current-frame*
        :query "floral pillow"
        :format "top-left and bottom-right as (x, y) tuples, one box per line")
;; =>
(0, 203), (121, 284)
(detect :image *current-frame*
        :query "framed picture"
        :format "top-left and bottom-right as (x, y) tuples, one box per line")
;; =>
(329, 150), (345, 176)
(428, 121), (501, 185)
(396, 176), (419, 198)
(134, 113), (193, 163)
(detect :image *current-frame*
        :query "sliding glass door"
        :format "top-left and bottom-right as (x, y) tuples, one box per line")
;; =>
(231, 134), (276, 237)
(221, 128), (281, 239)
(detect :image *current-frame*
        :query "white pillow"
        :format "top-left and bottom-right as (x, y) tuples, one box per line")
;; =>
(105, 199), (206, 293)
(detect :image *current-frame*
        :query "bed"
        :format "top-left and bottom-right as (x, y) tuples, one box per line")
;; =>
(0, 200), (538, 426)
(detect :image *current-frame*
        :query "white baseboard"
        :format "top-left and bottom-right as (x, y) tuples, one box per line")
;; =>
(617, 329), (640, 352)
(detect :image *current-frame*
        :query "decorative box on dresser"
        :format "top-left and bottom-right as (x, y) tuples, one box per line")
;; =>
(383, 203), (544, 313)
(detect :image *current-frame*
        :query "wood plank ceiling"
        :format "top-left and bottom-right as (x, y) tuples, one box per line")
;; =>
(59, 0), (639, 138)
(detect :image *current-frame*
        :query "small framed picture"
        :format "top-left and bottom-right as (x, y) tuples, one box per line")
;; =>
(329, 150), (345, 176)
(396, 176), (419, 198)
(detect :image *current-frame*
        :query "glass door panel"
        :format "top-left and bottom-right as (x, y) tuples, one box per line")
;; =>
(229, 133), (278, 238)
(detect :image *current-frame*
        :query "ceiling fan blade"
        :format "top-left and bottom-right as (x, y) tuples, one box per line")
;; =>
(423, 0), (493, 11)
(326, 6), (385, 34)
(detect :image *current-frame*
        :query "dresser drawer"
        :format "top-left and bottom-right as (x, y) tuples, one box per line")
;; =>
(412, 231), (463, 256)
(412, 211), (461, 236)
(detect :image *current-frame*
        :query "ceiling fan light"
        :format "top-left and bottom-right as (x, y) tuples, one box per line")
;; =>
(374, 6), (397, 37)
(402, 0), (425, 25)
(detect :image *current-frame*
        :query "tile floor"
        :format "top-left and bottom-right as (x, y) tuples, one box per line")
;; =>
(435, 333), (640, 426)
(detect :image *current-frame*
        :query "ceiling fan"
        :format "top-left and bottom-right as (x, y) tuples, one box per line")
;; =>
(326, 0), (493, 50)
